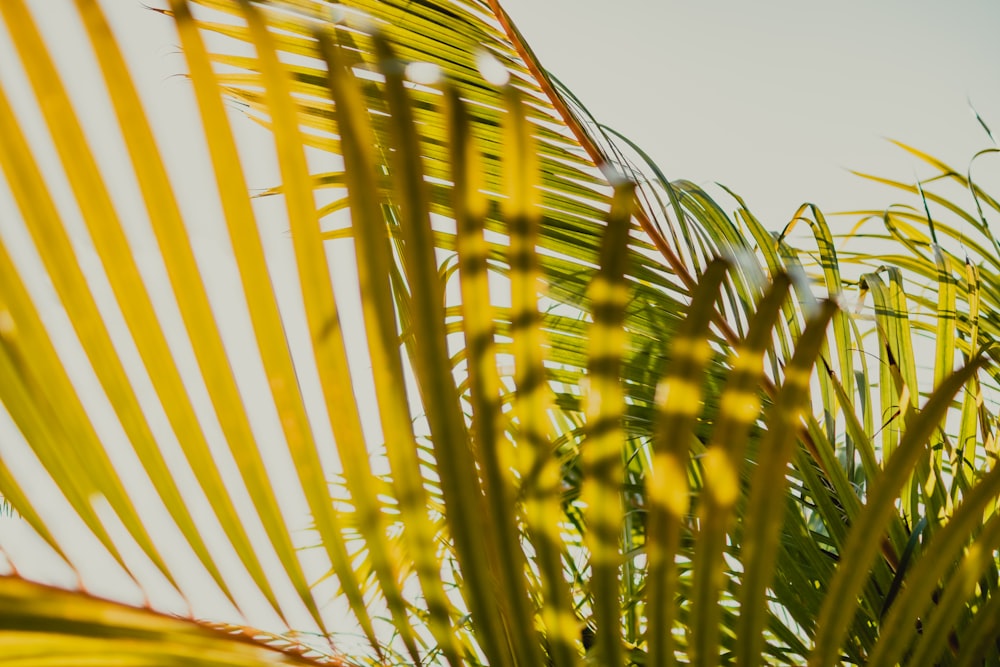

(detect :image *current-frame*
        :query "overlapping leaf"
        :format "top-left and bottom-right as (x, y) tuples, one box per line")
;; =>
(2, 2), (1000, 667)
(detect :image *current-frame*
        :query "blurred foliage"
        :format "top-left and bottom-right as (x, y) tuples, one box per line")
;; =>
(0, 1), (998, 666)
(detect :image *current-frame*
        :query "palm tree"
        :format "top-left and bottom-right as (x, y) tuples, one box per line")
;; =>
(1, 1), (999, 665)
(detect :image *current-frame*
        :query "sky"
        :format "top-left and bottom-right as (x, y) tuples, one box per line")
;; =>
(1, 0), (1000, 650)
(501, 0), (1000, 226)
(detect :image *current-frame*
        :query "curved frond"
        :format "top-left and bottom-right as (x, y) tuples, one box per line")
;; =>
(2, 2), (1000, 666)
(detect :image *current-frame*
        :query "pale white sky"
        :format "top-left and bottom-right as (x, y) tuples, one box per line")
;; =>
(1, 0), (999, 653)
(503, 0), (1000, 226)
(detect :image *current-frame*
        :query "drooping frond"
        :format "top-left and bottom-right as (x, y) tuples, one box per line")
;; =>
(1, 2), (1000, 666)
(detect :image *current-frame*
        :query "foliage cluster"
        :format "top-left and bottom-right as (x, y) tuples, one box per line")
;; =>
(0, 1), (999, 665)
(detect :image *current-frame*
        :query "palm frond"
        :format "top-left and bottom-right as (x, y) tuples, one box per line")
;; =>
(2, 2), (1000, 667)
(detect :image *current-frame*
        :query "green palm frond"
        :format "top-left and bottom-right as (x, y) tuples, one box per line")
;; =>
(2, 1), (1000, 666)
(0, 576), (341, 666)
